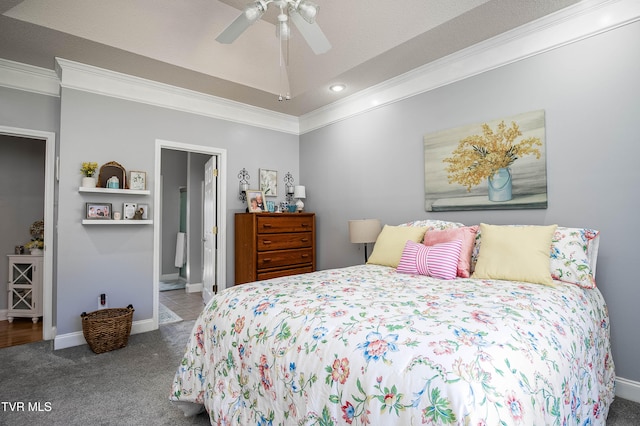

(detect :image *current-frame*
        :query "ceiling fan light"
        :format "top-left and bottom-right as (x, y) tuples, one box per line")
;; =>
(276, 13), (291, 40)
(244, 0), (267, 22)
(297, 0), (318, 24)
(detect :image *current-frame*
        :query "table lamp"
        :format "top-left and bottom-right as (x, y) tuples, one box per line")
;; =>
(293, 185), (306, 212)
(349, 219), (382, 263)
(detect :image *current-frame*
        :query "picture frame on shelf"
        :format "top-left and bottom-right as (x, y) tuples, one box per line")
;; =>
(259, 169), (277, 197)
(123, 203), (137, 220)
(86, 202), (112, 220)
(129, 171), (146, 190)
(138, 204), (149, 219)
(246, 190), (266, 212)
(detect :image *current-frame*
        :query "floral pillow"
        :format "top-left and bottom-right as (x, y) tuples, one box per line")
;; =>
(550, 227), (599, 289)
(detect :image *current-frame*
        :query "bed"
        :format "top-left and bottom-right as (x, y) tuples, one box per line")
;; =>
(170, 221), (615, 425)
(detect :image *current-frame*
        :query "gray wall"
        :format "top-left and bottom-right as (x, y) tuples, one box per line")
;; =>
(160, 149), (187, 277)
(0, 86), (60, 320)
(55, 88), (299, 334)
(0, 135), (45, 310)
(300, 21), (640, 382)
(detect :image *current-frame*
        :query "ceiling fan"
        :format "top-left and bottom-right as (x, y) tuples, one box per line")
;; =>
(216, 0), (331, 55)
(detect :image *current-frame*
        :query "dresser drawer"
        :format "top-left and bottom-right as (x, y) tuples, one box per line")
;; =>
(257, 265), (314, 281)
(257, 248), (313, 270)
(257, 232), (312, 251)
(256, 215), (314, 233)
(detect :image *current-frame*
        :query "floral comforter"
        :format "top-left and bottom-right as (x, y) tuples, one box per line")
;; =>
(170, 265), (615, 425)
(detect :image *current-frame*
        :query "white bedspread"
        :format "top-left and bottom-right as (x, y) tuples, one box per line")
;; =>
(171, 264), (615, 425)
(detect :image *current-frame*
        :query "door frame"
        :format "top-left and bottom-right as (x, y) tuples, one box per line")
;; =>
(0, 125), (56, 340)
(153, 139), (227, 328)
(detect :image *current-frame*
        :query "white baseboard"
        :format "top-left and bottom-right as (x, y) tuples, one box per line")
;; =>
(616, 377), (640, 404)
(53, 318), (155, 350)
(185, 282), (203, 293)
(160, 273), (182, 282)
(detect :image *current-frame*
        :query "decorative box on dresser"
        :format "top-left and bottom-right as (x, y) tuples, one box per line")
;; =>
(235, 213), (315, 285)
(6, 254), (43, 323)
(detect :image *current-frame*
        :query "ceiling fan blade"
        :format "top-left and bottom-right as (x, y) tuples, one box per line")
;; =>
(216, 13), (253, 44)
(289, 11), (331, 54)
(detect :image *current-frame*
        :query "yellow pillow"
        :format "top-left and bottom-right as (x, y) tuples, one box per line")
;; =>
(367, 225), (428, 267)
(472, 223), (558, 286)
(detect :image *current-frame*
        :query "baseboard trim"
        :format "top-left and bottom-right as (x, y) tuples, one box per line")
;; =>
(160, 273), (181, 282)
(185, 282), (203, 293)
(53, 318), (156, 350)
(616, 377), (640, 404)
(0, 309), (6, 321)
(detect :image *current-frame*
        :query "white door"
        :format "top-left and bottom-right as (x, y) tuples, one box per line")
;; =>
(202, 156), (218, 304)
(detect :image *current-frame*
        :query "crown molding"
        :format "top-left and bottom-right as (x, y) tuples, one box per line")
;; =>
(54, 58), (299, 134)
(299, 0), (640, 134)
(0, 58), (59, 97)
(2, 0), (638, 135)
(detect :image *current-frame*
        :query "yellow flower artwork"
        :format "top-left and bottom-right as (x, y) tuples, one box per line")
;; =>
(423, 110), (547, 212)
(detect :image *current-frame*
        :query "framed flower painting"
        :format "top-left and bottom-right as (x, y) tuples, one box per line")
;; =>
(423, 109), (548, 211)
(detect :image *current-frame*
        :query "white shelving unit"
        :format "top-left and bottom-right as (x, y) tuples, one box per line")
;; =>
(79, 187), (150, 195)
(82, 219), (153, 225)
(79, 186), (152, 225)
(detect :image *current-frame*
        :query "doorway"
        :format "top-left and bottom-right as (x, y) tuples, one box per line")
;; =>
(0, 125), (56, 346)
(153, 139), (227, 329)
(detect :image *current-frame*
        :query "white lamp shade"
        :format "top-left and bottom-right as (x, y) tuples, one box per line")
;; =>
(349, 219), (382, 244)
(293, 185), (306, 199)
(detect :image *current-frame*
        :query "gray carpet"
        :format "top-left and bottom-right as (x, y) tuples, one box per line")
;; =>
(0, 320), (209, 426)
(0, 321), (638, 425)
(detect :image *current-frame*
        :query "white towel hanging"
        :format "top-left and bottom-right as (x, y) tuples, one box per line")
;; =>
(175, 232), (186, 267)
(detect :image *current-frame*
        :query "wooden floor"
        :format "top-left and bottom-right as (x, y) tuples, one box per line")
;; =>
(0, 318), (43, 349)
(0, 289), (203, 349)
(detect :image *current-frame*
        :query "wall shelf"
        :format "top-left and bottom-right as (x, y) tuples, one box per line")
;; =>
(79, 187), (150, 195)
(82, 219), (153, 225)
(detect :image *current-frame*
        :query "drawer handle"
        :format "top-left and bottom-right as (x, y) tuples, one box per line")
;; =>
(262, 223), (273, 228)
(263, 258), (272, 263)
(301, 254), (309, 258)
(300, 238), (309, 242)
(301, 223), (309, 227)
(263, 240), (272, 245)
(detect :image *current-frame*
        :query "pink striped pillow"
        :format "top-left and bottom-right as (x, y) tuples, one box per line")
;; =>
(397, 239), (463, 280)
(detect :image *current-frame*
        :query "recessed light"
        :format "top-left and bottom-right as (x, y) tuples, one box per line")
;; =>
(329, 84), (346, 93)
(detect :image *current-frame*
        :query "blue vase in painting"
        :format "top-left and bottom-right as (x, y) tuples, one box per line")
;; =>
(488, 167), (512, 201)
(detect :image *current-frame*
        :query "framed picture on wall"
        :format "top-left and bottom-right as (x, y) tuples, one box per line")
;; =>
(86, 203), (112, 220)
(123, 203), (137, 219)
(245, 190), (265, 212)
(129, 171), (146, 190)
(259, 169), (277, 197)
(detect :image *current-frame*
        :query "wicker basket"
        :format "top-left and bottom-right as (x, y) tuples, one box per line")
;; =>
(81, 305), (134, 354)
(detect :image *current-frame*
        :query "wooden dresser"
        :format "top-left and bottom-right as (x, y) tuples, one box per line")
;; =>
(235, 212), (315, 284)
